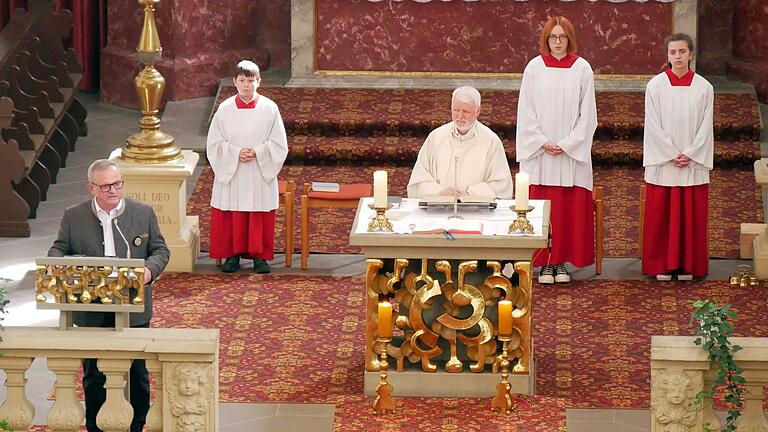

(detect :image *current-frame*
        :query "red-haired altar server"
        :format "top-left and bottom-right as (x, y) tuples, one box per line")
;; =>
(516, 15), (597, 284)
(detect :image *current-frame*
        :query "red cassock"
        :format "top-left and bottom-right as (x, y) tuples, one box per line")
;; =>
(530, 185), (594, 267)
(642, 183), (708, 277)
(209, 208), (275, 260)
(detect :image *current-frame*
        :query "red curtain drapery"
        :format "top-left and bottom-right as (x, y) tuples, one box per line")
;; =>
(0, 0), (106, 89)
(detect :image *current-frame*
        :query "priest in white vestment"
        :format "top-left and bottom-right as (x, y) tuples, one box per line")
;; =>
(516, 16), (597, 284)
(642, 33), (713, 281)
(407, 86), (513, 200)
(207, 60), (289, 273)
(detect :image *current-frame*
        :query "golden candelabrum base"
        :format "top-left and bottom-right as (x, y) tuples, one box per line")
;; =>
(508, 206), (534, 234)
(373, 337), (396, 414)
(121, 0), (181, 164)
(491, 336), (514, 415)
(368, 205), (393, 232)
(729, 264), (760, 287)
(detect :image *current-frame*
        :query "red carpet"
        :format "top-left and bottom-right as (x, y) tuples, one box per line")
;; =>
(189, 165), (762, 259)
(213, 86), (761, 143)
(332, 395), (567, 431)
(149, 273), (768, 409)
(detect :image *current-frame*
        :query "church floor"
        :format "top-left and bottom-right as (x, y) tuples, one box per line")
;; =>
(0, 89), (763, 431)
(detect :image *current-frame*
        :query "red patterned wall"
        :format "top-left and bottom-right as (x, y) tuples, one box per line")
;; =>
(316, 0), (673, 75)
(729, 0), (768, 103)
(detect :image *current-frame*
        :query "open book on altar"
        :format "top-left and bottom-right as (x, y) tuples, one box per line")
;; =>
(418, 195), (497, 209)
(411, 219), (483, 235)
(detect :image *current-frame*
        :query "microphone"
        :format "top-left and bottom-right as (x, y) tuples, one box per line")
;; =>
(113, 218), (131, 260)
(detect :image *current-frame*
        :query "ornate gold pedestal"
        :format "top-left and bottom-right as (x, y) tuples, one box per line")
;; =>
(363, 258), (533, 396)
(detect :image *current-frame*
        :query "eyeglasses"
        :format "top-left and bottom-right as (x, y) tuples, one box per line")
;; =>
(548, 34), (569, 43)
(92, 180), (124, 192)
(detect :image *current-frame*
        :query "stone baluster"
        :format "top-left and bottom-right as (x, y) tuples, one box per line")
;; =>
(145, 359), (163, 431)
(95, 358), (134, 432)
(0, 357), (35, 431)
(737, 373), (768, 432)
(46, 358), (85, 431)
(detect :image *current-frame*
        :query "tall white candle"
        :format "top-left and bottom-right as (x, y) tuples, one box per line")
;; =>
(373, 170), (388, 208)
(515, 172), (530, 210)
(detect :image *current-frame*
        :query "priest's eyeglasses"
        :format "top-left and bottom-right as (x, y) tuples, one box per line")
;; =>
(92, 180), (124, 192)
(548, 34), (568, 42)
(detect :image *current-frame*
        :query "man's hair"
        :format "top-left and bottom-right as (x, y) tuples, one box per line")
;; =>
(539, 16), (578, 56)
(452, 86), (481, 107)
(87, 159), (120, 183)
(232, 60), (260, 79)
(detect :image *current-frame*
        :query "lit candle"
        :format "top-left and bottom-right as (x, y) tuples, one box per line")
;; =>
(373, 170), (388, 208)
(378, 301), (393, 338)
(498, 300), (512, 337)
(514, 172), (530, 211)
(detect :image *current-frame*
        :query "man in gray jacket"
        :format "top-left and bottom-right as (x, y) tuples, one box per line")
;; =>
(48, 159), (170, 432)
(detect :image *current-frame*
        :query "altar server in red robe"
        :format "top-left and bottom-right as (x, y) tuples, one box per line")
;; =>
(207, 60), (288, 273)
(516, 16), (597, 284)
(642, 33), (713, 281)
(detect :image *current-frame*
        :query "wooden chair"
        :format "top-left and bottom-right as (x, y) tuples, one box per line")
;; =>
(214, 179), (295, 267)
(593, 186), (604, 275)
(300, 182), (373, 270)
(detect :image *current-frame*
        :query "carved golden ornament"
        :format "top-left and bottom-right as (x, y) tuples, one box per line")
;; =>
(372, 337), (396, 414)
(35, 264), (145, 306)
(491, 336), (514, 415)
(508, 206), (534, 234)
(364, 258), (532, 375)
(367, 206), (393, 232)
(121, 0), (181, 164)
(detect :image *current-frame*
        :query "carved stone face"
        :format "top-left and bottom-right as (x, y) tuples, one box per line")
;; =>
(178, 372), (200, 396)
(664, 384), (686, 405)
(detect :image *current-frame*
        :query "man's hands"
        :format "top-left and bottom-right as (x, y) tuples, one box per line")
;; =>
(673, 153), (691, 167)
(439, 187), (468, 197)
(543, 142), (564, 155)
(239, 148), (256, 162)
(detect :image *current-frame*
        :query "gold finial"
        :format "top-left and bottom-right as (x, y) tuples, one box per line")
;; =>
(121, 0), (181, 163)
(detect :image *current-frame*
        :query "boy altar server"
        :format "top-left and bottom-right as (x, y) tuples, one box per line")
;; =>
(207, 60), (288, 273)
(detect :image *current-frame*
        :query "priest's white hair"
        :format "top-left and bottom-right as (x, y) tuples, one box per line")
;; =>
(452, 86), (481, 107)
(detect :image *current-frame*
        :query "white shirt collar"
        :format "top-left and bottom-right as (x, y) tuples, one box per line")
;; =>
(93, 198), (124, 217)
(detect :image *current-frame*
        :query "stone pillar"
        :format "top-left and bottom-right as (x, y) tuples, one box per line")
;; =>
(163, 361), (217, 432)
(111, 148), (200, 272)
(47, 358), (86, 432)
(100, 0), (268, 108)
(96, 358), (134, 432)
(0, 357), (35, 431)
(752, 160), (768, 278)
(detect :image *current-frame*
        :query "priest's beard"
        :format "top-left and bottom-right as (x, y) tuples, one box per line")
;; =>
(454, 120), (475, 135)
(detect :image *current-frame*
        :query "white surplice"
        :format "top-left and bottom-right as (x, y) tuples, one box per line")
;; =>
(406, 121), (513, 199)
(643, 71), (714, 186)
(207, 95), (289, 211)
(515, 55), (597, 190)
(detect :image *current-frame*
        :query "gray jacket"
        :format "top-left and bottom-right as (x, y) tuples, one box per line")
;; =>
(48, 197), (170, 326)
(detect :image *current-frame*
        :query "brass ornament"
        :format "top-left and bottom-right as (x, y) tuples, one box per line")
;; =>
(367, 207), (393, 232)
(508, 206), (535, 234)
(121, 0), (181, 163)
(491, 336), (515, 415)
(372, 337), (396, 415)
(35, 264), (145, 306)
(364, 258), (533, 376)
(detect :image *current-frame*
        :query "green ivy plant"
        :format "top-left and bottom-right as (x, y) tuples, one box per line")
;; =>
(0, 279), (8, 431)
(690, 300), (745, 432)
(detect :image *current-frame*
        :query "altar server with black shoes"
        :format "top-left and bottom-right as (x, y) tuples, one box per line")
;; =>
(516, 15), (597, 284)
(207, 60), (289, 274)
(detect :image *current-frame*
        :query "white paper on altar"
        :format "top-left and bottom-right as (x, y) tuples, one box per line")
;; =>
(355, 198), (546, 237)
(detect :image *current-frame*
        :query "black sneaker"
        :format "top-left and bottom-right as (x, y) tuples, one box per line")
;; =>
(538, 265), (554, 284)
(254, 258), (271, 274)
(554, 264), (571, 283)
(221, 256), (240, 273)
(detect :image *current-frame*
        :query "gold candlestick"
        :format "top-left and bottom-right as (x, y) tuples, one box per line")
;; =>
(367, 204), (393, 232)
(373, 337), (396, 414)
(491, 335), (514, 415)
(729, 264), (759, 286)
(508, 206), (534, 234)
(121, 0), (181, 164)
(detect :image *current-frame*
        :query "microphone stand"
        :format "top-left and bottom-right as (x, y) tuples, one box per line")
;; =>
(449, 155), (462, 220)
